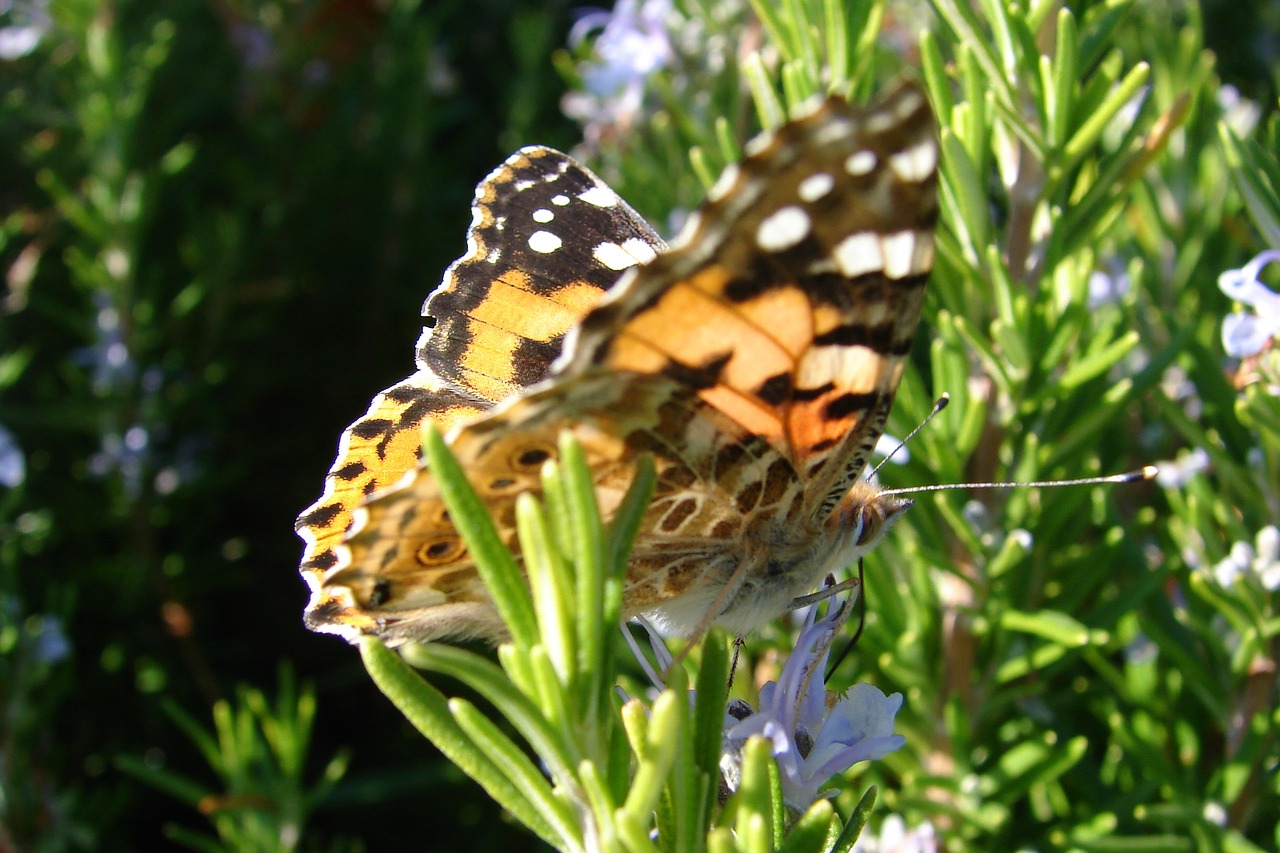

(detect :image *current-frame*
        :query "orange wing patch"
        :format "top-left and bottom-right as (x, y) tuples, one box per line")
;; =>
(571, 83), (937, 520)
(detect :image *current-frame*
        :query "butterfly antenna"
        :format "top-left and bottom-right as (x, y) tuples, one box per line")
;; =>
(869, 394), (950, 479)
(880, 465), (1158, 498)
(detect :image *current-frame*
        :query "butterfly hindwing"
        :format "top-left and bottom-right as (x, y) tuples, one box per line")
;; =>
(296, 374), (485, 591)
(328, 370), (794, 642)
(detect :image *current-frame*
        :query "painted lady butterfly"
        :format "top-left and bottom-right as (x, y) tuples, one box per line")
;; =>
(296, 83), (938, 644)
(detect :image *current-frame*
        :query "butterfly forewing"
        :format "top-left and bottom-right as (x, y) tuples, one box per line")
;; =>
(569, 84), (937, 523)
(423, 147), (665, 401)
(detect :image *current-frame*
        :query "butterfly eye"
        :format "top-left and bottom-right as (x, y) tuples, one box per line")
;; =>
(416, 536), (465, 565)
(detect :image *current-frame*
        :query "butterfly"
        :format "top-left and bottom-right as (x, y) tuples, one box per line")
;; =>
(295, 82), (938, 644)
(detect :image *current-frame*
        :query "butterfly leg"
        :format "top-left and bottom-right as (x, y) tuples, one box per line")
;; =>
(787, 574), (862, 610)
(727, 635), (746, 690)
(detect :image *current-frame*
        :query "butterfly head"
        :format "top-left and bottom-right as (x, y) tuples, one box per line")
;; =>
(823, 480), (912, 573)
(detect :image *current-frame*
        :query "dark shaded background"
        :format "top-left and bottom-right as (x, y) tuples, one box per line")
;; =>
(3, 0), (589, 847)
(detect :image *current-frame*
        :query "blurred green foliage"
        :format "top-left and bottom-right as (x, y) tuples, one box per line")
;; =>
(2, 0), (585, 847)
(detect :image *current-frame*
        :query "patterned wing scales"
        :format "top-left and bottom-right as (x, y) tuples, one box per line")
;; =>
(568, 83), (937, 523)
(320, 371), (797, 643)
(297, 147), (665, 636)
(296, 373), (485, 594)
(422, 146), (666, 401)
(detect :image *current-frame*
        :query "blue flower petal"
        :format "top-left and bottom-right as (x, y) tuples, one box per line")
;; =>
(1223, 312), (1276, 357)
(0, 424), (24, 489)
(1219, 250), (1280, 312)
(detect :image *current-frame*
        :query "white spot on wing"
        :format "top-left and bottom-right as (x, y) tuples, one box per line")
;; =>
(813, 117), (855, 145)
(528, 230), (562, 254)
(552, 194), (570, 206)
(593, 237), (659, 271)
(888, 139), (937, 182)
(866, 106), (900, 133)
(594, 242), (638, 271)
(794, 95), (825, 117)
(578, 185), (618, 207)
(621, 237), (658, 263)
(798, 172), (835, 202)
(796, 345), (884, 395)
(893, 88), (924, 118)
(756, 206), (811, 252)
(533, 208), (554, 223)
(707, 164), (741, 202)
(881, 230), (922, 279)
(845, 150), (876, 176)
(834, 232), (883, 278)
(744, 131), (774, 157)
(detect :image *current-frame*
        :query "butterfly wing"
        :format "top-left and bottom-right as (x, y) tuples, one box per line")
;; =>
(568, 84), (937, 523)
(423, 146), (665, 400)
(324, 370), (788, 643)
(298, 148), (663, 635)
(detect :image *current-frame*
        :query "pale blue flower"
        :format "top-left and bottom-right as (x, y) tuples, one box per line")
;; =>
(0, 0), (50, 60)
(0, 423), (24, 488)
(570, 0), (672, 98)
(1218, 85), (1261, 138)
(75, 290), (135, 394)
(1212, 525), (1280, 591)
(624, 593), (903, 809)
(1203, 801), (1229, 828)
(228, 22), (276, 73)
(564, 0), (674, 141)
(1219, 250), (1280, 357)
(851, 814), (938, 853)
(1153, 446), (1209, 488)
(1124, 632), (1158, 666)
(724, 596), (905, 808)
(1088, 268), (1130, 308)
(89, 423), (151, 499)
(0, 599), (70, 665)
(30, 615), (71, 665)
